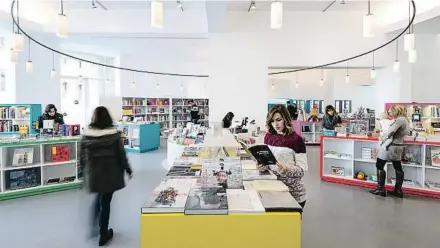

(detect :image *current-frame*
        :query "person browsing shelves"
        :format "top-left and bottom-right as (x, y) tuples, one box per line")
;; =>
(258, 105), (308, 209)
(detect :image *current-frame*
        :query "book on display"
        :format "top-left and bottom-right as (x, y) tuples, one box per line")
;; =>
(142, 184), (192, 214)
(184, 187), (228, 215)
(243, 180), (289, 192)
(182, 146), (201, 157)
(201, 157), (243, 189)
(258, 191), (303, 212)
(226, 189), (265, 213)
(173, 156), (200, 166)
(159, 178), (198, 188)
(242, 169), (277, 181)
(166, 165), (201, 177)
(248, 145), (277, 165)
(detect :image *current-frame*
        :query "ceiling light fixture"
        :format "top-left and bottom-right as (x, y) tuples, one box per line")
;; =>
(10, 49), (19, 63)
(295, 72), (299, 88)
(57, 0), (68, 38)
(78, 61), (83, 79)
(177, 1), (183, 11)
(132, 72), (136, 89)
(12, 0), (23, 51)
(180, 84), (183, 91)
(320, 68), (324, 86)
(92, 0), (97, 9)
(271, 82), (275, 90)
(370, 52), (376, 79)
(363, 0), (375, 37)
(51, 52), (56, 79)
(393, 39), (400, 72)
(156, 83), (160, 89)
(151, 0), (164, 28)
(26, 38), (33, 73)
(248, 1), (256, 12)
(345, 62), (350, 83)
(271, 1), (283, 29)
(408, 49), (417, 63)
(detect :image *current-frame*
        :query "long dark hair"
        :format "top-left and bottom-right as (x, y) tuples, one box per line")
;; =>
(45, 104), (57, 113)
(266, 104), (292, 135)
(89, 106), (114, 129)
(222, 112), (234, 128)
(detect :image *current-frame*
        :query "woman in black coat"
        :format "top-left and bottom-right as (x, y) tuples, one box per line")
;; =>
(80, 106), (133, 246)
(222, 112), (234, 128)
(322, 105), (342, 130)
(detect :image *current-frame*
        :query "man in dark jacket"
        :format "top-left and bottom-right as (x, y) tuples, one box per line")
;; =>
(80, 106), (132, 246)
(287, 101), (299, 120)
(38, 104), (65, 132)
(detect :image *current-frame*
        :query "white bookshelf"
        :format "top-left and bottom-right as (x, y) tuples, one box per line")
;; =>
(321, 137), (440, 195)
(0, 138), (82, 200)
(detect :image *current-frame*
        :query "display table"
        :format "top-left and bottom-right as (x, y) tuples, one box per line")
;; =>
(140, 212), (301, 248)
(320, 136), (440, 198)
(165, 139), (191, 169)
(0, 137), (82, 201)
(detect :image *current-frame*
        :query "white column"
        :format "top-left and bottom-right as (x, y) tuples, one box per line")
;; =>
(208, 34), (269, 127)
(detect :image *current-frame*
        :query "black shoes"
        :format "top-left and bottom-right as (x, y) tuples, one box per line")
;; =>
(99, 228), (114, 246)
(388, 171), (404, 198)
(369, 169), (387, 197)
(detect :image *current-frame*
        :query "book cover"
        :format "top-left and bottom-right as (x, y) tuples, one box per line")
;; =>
(201, 157), (243, 189)
(142, 183), (192, 214)
(166, 165), (201, 177)
(258, 191), (303, 212)
(430, 148), (440, 167)
(243, 180), (289, 192)
(248, 145), (277, 165)
(12, 147), (34, 166)
(242, 169), (277, 181)
(184, 187), (228, 215)
(182, 146), (200, 157)
(226, 189), (265, 213)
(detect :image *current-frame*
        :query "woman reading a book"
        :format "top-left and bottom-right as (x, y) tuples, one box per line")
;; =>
(370, 105), (409, 198)
(258, 105), (308, 208)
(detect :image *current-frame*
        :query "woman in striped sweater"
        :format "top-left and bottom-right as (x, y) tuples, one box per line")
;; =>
(258, 105), (308, 208)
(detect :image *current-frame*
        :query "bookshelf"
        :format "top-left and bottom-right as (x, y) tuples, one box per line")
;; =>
(0, 137), (82, 201)
(146, 98), (170, 130)
(292, 121), (322, 145)
(171, 98), (209, 128)
(0, 104), (42, 135)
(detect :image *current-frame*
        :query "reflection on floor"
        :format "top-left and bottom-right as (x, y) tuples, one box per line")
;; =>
(0, 146), (439, 248)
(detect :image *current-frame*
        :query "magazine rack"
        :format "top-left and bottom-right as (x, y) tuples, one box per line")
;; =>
(0, 137), (82, 201)
(320, 136), (440, 198)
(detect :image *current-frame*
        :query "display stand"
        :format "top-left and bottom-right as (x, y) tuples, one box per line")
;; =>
(0, 137), (82, 201)
(292, 121), (322, 145)
(141, 129), (302, 248)
(116, 123), (160, 153)
(0, 104), (41, 135)
(320, 136), (440, 198)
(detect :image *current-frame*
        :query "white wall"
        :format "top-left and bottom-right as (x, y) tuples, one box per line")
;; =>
(0, 27), (16, 103)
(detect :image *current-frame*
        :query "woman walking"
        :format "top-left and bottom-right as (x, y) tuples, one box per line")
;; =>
(370, 105), (409, 198)
(80, 106), (133, 246)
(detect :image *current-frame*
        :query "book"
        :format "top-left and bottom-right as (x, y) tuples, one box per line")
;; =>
(430, 148), (440, 167)
(243, 180), (289, 192)
(166, 165), (201, 177)
(242, 169), (277, 181)
(159, 178), (198, 188)
(248, 145), (277, 165)
(184, 187), (228, 215)
(173, 156), (200, 166)
(201, 157), (243, 189)
(12, 147), (34, 166)
(142, 184), (192, 214)
(182, 146), (200, 157)
(258, 191), (303, 212)
(226, 189), (265, 213)
(426, 180), (440, 191)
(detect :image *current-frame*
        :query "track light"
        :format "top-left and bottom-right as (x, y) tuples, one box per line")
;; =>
(151, 0), (164, 28)
(57, 1), (68, 38)
(271, 1), (283, 29)
(248, 1), (256, 12)
(363, 0), (375, 37)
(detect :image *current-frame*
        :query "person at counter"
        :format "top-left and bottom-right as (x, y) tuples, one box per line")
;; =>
(222, 112), (234, 128)
(38, 104), (65, 131)
(370, 105), (409, 198)
(322, 105), (341, 130)
(189, 100), (200, 124)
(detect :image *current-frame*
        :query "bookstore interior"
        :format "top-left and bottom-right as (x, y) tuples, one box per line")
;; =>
(2, 0), (440, 247)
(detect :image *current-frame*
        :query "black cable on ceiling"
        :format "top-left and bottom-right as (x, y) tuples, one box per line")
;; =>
(270, 0), (416, 75)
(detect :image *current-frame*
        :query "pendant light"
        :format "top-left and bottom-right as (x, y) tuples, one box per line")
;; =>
(295, 72), (299, 88)
(57, 0), (69, 38)
(363, 0), (375, 37)
(12, 0), (24, 51)
(78, 83), (83, 100)
(393, 39), (400, 72)
(26, 38), (33, 73)
(345, 62), (350, 83)
(51, 52), (57, 79)
(156, 83), (160, 89)
(180, 84), (184, 91)
(404, 1), (414, 51)
(271, 1), (283, 29)
(370, 53), (376, 79)
(10, 48), (19, 63)
(319, 68), (324, 86)
(271, 82), (275, 90)
(0, 72), (5, 92)
(78, 61), (83, 79)
(409, 49), (417, 63)
(132, 72), (136, 89)
(151, 0), (164, 28)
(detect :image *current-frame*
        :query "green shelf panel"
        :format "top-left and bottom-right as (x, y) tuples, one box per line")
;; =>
(0, 138), (80, 148)
(0, 181), (82, 201)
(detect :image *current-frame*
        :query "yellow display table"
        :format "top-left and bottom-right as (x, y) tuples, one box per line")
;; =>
(141, 212), (302, 248)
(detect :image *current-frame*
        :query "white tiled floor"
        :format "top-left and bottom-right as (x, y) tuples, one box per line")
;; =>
(0, 146), (439, 248)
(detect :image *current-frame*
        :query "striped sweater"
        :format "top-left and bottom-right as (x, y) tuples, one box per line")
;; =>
(264, 132), (308, 203)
